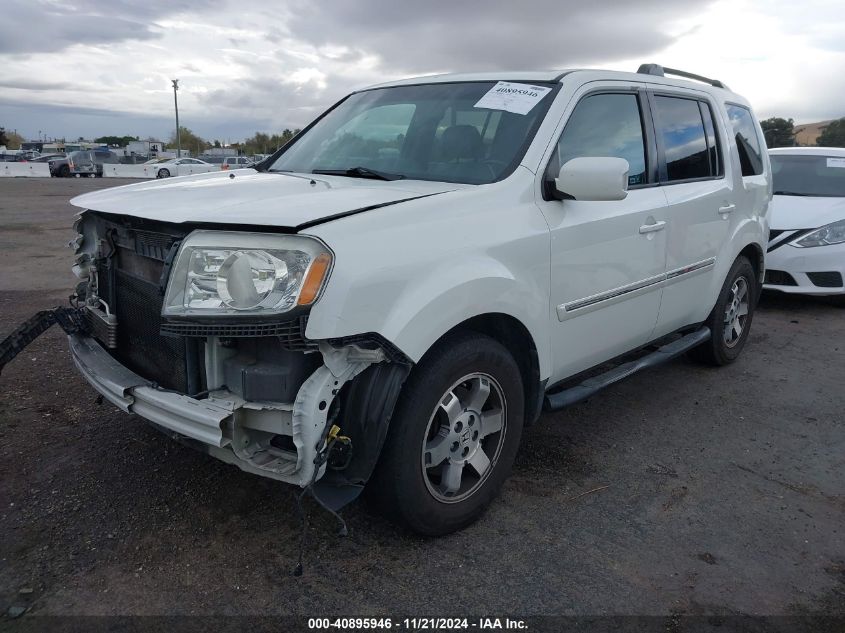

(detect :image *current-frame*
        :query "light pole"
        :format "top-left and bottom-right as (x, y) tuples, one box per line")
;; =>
(171, 79), (181, 157)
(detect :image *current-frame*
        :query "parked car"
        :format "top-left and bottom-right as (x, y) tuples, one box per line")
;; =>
(30, 153), (66, 163)
(18, 65), (770, 535)
(144, 157), (218, 178)
(764, 147), (845, 300)
(67, 150), (121, 177)
(48, 155), (71, 177)
(0, 149), (41, 161)
(28, 153), (68, 177)
(221, 156), (255, 170)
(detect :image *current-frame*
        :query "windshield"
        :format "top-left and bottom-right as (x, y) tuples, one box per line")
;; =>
(771, 154), (845, 197)
(268, 81), (557, 185)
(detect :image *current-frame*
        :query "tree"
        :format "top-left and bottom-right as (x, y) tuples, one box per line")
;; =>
(817, 118), (845, 147)
(169, 126), (209, 155)
(1, 127), (24, 149)
(760, 117), (795, 148)
(95, 135), (139, 147)
(240, 129), (301, 155)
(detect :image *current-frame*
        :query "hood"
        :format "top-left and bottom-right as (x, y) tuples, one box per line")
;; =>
(769, 194), (845, 230)
(70, 169), (464, 229)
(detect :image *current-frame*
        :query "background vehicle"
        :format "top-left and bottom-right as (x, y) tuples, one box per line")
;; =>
(221, 156), (255, 170)
(67, 150), (121, 177)
(29, 153), (68, 177)
(764, 147), (845, 300)
(145, 157), (218, 178)
(30, 153), (65, 163)
(45, 65), (769, 536)
(47, 154), (71, 177)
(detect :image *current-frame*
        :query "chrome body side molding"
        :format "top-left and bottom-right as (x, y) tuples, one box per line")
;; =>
(558, 258), (715, 321)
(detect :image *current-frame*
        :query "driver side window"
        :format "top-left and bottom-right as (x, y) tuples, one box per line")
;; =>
(547, 92), (647, 187)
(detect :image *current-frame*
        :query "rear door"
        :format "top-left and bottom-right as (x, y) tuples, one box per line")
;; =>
(535, 84), (669, 383)
(647, 90), (734, 336)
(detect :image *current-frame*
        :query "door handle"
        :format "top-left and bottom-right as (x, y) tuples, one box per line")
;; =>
(639, 221), (666, 234)
(719, 204), (736, 215)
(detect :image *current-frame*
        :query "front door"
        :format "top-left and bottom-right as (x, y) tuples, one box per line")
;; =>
(536, 87), (668, 384)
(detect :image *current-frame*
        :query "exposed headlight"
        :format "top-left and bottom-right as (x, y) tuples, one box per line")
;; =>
(792, 219), (845, 248)
(162, 231), (332, 317)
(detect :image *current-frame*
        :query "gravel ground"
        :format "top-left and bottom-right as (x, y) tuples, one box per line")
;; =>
(0, 178), (843, 621)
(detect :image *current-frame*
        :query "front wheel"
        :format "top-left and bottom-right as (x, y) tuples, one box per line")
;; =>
(157, 168), (170, 179)
(369, 332), (524, 535)
(688, 255), (757, 365)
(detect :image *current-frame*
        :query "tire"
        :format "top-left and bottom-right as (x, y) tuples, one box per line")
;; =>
(369, 331), (524, 535)
(58, 165), (69, 178)
(157, 169), (170, 179)
(688, 255), (757, 366)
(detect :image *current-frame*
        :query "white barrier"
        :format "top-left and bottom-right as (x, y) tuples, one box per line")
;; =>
(103, 164), (159, 178)
(0, 162), (51, 177)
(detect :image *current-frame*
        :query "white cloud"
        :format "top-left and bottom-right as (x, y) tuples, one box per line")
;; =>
(0, 0), (842, 141)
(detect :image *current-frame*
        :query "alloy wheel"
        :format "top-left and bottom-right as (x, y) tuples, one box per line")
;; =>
(723, 276), (750, 348)
(421, 372), (507, 503)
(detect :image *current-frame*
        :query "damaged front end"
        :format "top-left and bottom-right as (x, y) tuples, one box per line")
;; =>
(2, 211), (411, 507)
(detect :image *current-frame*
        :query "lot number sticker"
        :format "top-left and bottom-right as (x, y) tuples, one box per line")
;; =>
(474, 81), (552, 115)
(827, 158), (845, 169)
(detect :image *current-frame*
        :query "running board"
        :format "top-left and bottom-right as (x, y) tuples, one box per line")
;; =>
(543, 327), (711, 411)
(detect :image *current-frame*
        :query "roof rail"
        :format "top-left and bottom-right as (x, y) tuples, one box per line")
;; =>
(637, 63), (729, 90)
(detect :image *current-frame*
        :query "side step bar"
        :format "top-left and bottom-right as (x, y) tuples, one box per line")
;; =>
(543, 327), (711, 411)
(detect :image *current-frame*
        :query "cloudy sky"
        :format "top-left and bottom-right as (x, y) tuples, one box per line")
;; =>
(1, 0), (843, 144)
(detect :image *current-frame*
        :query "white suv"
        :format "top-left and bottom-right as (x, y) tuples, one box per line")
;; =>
(52, 65), (770, 535)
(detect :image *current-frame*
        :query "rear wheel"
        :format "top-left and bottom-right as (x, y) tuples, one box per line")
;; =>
(369, 332), (524, 535)
(688, 255), (757, 365)
(58, 165), (69, 178)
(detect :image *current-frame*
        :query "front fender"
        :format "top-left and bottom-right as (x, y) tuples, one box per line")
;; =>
(309, 253), (551, 380)
(389, 257), (549, 374)
(302, 185), (553, 379)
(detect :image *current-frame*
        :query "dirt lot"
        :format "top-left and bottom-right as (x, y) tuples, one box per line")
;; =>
(0, 178), (843, 621)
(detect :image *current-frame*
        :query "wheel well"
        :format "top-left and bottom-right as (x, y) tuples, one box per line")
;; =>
(739, 243), (763, 280)
(436, 313), (544, 426)
(739, 242), (765, 303)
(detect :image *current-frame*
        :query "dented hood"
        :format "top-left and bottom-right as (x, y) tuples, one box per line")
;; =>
(70, 169), (464, 228)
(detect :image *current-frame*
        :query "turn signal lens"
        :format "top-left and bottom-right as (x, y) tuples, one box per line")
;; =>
(297, 253), (332, 305)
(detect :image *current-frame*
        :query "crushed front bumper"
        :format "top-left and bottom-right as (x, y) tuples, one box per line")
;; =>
(69, 333), (379, 487)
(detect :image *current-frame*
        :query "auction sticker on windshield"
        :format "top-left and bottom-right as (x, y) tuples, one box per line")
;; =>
(474, 81), (552, 115)
(827, 158), (845, 169)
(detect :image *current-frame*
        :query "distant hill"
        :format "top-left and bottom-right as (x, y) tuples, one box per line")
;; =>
(794, 120), (832, 146)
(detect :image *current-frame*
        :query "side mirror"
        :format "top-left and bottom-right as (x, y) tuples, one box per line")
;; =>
(553, 157), (630, 201)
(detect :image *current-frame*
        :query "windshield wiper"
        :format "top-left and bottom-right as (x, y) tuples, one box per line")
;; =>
(773, 191), (813, 196)
(312, 166), (405, 181)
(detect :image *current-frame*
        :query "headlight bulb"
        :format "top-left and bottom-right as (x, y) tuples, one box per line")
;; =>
(217, 251), (288, 310)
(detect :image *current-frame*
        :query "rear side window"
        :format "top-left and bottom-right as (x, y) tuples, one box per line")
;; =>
(726, 105), (764, 176)
(547, 93), (647, 186)
(653, 96), (711, 182)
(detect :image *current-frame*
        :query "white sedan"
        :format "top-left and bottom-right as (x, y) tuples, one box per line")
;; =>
(765, 147), (845, 300)
(144, 157), (218, 178)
